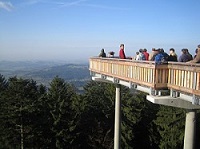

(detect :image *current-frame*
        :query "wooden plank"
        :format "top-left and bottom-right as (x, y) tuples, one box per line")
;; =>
(175, 69), (178, 86)
(168, 69), (171, 84)
(162, 69), (166, 83)
(197, 73), (200, 90)
(187, 71), (190, 88)
(182, 70), (185, 87)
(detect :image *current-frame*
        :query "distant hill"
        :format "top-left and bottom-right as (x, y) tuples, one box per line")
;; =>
(0, 61), (91, 92)
(25, 64), (90, 80)
(24, 64), (91, 89)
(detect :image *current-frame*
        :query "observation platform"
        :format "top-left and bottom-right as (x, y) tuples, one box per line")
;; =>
(89, 57), (200, 149)
(89, 57), (200, 109)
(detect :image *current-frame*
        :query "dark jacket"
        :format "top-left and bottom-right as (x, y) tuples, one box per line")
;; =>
(162, 52), (169, 61)
(99, 49), (106, 57)
(178, 54), (191, 62)
(168, 55), (178, 62)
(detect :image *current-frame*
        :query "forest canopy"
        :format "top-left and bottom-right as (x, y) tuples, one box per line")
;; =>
(0, 74), (200, 149)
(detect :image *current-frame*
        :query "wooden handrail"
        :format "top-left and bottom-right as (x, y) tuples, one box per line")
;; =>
(167, 62), (200, 95)
(89, 57), (200, 96)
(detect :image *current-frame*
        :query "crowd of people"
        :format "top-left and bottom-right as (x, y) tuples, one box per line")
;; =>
(99, 44), (200, 63)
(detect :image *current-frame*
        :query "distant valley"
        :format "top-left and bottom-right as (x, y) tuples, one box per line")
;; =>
(0, 61), (91, 92)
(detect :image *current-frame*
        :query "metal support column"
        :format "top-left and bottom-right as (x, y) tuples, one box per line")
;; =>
(184, 109), (196, 149)
(114, 84), (121, 149)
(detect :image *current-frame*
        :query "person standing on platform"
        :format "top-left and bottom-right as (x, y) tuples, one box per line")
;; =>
(185, 49), (193, 60)
(149, 48), (157, 60)
(187, 45), (200, 63)
(119, 44), (126, 59)
(138, 49), (146, 60)
(149, 48), (159, 61)
(143, 48), (149, 60)
(194, 48), (198, 59)
(179, 49), (191, 62)
(99, 48), (106, 57)
(134, 52), (140, 60)
(168, 48), (178, 62)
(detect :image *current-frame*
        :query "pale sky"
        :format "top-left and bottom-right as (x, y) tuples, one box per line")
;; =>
(0, 0), (200, 62)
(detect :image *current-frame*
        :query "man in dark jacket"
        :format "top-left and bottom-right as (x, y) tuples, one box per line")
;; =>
(168, 48), (178, 62)
(179, 49), (191, 62)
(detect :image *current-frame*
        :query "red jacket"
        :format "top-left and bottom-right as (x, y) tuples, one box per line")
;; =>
(143, 51), (149, 60)
(119, 49), (126, 59)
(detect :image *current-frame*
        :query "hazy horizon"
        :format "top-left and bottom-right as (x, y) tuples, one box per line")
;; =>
(0, 45), (196, 62)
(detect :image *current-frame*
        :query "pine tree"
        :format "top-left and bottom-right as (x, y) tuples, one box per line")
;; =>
(47, 76), (77, 148)
(0, 76), (41, 148)
(129, 91), (160, 149)
(72, 81), (115, 148)
(0, 74), (8, 91)
(154, 106), (185, 148)
(73, 81), (157, 148)
(0, 74), (9, 148)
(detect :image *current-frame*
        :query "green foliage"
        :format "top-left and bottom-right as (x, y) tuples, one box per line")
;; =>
(196, 110), (200, 148)
(0, 76), (42, 148)
(0, 74), (8, 92)
(72, 81), (115, 148)
(154, 106), (185, 148)
(1, 74), (199, 149)
(47, 76), (78, 148)
(122, 91), (160, 149)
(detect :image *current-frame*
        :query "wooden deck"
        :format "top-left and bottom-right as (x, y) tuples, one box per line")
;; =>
(89, 57), (200, 97)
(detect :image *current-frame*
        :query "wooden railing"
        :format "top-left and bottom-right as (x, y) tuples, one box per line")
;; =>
(168, 62), (200, 96)
(89, 57), (168, 89)
(89, 57), (200, 96)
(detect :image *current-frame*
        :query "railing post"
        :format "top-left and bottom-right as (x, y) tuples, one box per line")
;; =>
(184, 109), (196, 149)
(114, 84), (121, 149)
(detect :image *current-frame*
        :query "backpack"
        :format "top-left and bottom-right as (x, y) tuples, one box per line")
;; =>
(155, 53), (165, 64)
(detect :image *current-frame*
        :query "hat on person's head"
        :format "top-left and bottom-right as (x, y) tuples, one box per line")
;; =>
(198, 44), (200, 48)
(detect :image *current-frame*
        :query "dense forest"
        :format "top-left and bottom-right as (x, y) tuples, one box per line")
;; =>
(0, 74), (200, 149)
